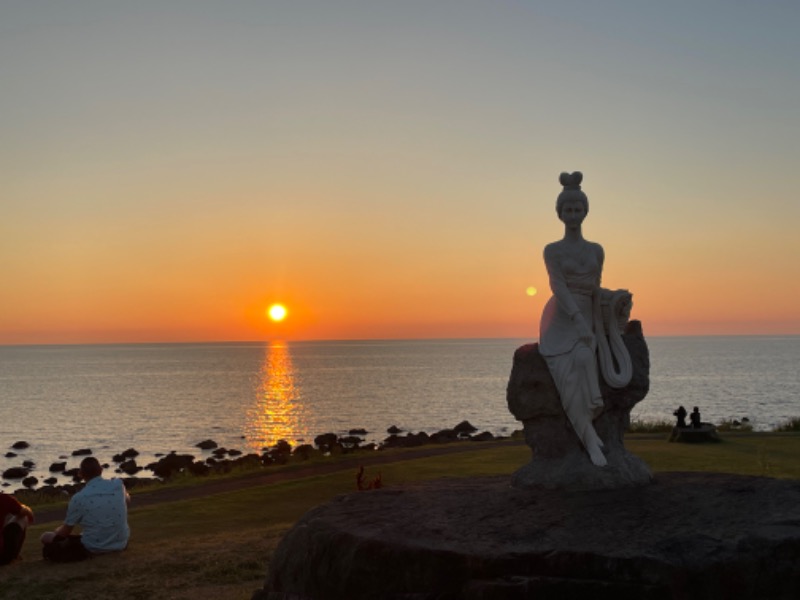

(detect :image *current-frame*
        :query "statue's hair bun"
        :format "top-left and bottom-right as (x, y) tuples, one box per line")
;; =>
(559, 171), (583, 189)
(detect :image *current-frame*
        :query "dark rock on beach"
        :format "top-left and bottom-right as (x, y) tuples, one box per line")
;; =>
(292, 444), (315, 460)
(348, 428), (368, 435)
(383, 431), (429, 449)
(338, 435), (363, 449)
(5, 452), (17, 458)
(189, 461), (211, 476)
(147, 452), (196, 479)
(386, 425), (402, 434)
(2, 467), (29, 480)
(49, 462), (67, 473)
(264, 441), (293, 464)
(429, 428), (458, 443)
(196, 439), (218, 450)
(273, 440), (292, 455)
(22, 476), (38, 488)
(71, 448), (92, 456)
(313, 433), (338, 450)
(119, 459), (140, 475)
(453, 420), (478, 433)
(11, 441), (29, 450)
(112, 448), (139, 462)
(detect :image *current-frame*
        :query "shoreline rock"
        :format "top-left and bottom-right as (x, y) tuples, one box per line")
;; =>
(3, 423), (509, 495)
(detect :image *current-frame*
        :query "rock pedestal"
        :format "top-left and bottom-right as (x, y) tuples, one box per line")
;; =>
(254, 473), (800, 600)
(507, 320), (653, 490)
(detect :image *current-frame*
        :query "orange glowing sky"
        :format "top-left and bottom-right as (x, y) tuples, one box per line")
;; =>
(2, 2), (799, 345)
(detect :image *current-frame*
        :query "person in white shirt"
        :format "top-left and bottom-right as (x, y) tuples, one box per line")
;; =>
(41, 456), (130, 562)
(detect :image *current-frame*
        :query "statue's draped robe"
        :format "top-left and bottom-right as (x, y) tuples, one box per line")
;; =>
(539, 243), (605, 456)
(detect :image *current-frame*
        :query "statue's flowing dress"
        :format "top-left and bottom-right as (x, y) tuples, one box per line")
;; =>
(539, 242), (605, 458)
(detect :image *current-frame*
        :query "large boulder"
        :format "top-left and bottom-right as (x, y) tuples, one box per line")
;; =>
(255, 473), (800, 600)
(507, 320), (652, 490)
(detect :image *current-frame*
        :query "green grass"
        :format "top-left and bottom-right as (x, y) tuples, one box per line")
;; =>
(627, 418), (674, 433)
(1, 433), (798, 600)
(773, 417), (800, 432)
(626, 431), (800, 479)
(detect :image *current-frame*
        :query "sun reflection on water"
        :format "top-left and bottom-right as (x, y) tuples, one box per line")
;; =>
(244, 342), (306, 451)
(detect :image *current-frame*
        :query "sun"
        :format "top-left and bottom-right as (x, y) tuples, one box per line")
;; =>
(267, 304), (288, 322)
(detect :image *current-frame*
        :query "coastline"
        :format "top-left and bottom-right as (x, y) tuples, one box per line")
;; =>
(2, 420), (507, 495)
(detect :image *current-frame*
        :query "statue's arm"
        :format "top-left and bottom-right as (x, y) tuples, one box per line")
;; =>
(594, 242), (605, 287)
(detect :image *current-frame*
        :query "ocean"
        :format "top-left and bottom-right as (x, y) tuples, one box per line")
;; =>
(1, 336), (798, 487)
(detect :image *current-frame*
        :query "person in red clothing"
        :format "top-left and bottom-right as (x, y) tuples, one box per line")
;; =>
(0, 493), (34, 565)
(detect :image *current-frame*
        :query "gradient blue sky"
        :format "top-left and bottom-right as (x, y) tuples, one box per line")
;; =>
(2, 1), (799, 343)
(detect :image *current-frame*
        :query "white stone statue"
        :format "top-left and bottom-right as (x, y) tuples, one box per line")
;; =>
(539, 172), (633, 467)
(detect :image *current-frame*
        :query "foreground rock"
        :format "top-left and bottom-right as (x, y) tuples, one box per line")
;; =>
(507, 321), (652, 490)
(255, 472), (800, 600)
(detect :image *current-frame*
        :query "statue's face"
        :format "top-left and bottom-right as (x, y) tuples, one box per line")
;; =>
(559, 199), (586, 229)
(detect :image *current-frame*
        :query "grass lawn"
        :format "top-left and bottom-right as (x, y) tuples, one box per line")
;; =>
(1, 433), (798, 600)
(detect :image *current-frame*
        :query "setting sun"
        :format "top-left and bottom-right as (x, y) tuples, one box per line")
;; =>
(267, 304), (288, 322)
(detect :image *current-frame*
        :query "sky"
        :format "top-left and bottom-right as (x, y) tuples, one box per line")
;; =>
(2, 0), (799, 344)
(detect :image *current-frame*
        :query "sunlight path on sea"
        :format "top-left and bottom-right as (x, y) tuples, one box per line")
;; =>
(244, 342), (308, 452)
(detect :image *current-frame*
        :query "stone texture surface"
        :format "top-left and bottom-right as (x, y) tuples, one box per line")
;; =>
(507, 320), (653, 490)
(255, 473), (800, 600)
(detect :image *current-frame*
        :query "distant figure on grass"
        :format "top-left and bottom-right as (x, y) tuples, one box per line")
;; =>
(0, 493), (34, 565)
(41, 456), (130, 562)
(690, 406), (702, 429)
(673, 405), (688, 428)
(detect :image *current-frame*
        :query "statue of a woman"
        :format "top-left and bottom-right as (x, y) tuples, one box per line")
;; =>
(539, 172), (626, 467)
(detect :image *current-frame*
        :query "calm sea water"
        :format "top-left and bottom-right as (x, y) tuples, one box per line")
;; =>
(1, 336), (798, 486)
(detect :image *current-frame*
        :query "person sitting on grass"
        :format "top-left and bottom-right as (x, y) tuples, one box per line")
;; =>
(40, 456), (130, 562)
(0, 493), (34, 565)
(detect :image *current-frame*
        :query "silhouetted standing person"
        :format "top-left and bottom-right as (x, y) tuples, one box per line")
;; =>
(673, 405), (688, 428)
(690, 406), (702, 429)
